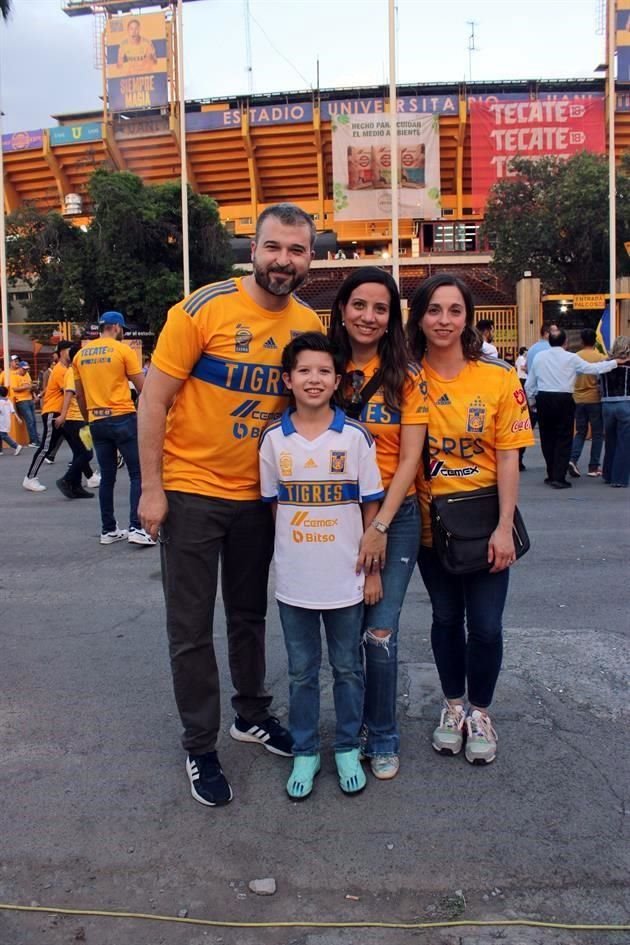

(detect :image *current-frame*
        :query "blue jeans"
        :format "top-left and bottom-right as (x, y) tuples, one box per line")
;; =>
(15, 400), (38, 445)
(571, 402), (603, 470)
(363, 495), (420, 756)
(0, 431), (18, 450)
(278, 601), (364, 755)
(417, 546), (509, 709)
(602, 401), (630, 487)
(91, 413), (141, 533)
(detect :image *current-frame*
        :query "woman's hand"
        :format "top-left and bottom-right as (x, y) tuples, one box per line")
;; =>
(488, 522), (515, 573)
(364, 571), (384, 606)
(356, 526), (387, 574)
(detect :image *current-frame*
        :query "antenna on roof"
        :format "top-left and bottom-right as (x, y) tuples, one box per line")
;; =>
(467, 20), (479, 82)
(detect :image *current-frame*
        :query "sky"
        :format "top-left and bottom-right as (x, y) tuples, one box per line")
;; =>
(0, 0), (607, 134)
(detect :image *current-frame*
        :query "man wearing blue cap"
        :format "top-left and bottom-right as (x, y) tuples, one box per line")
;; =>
(73, 312), (155, 546)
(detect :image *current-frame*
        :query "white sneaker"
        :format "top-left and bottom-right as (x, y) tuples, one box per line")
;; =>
(100, 527), (129, 545)
(14, 445), (23, 456)
(465, 710), (497, 765)
(127, 527), (156, 546)
(86, 473), (101, 488)
(28, 442), (38, 448)
(44, 458), (54, 464)
(432, 702), (467, 755)
(22, 475), (46, 492)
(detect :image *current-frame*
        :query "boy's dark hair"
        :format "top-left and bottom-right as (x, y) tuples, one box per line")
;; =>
(519, 346), (528, 355)
(0, 385), (8, 397)
(581, 328), (597, 347)
(549, 329), (566, 347)
(476, 318), (494, 332)
(281, 331), (343, 376)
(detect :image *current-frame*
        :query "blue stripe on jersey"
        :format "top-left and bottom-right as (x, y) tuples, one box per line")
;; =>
(292, 293), (314, 310)
(190, 354), (288, 397)
(278, 480), (360, 505)
(258, 418), (283, 448)
(479, 356), (513, 371)
(357, 403), (401, 426)
(343, 417), (375, 446)
(182, 280), (237, 316)
(363, 489), (386, 503)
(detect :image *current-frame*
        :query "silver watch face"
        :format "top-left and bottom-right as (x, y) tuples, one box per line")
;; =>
(374, 521), (387, 533)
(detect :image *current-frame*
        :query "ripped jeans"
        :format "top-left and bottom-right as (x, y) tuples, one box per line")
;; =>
(363, 495), (419, 756)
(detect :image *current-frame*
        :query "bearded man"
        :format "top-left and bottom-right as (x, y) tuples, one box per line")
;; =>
(138, 203), (322, 808)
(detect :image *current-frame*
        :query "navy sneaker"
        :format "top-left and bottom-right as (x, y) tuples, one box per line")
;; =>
(229, 715), (293, 757)
(185, 751), (233, 807)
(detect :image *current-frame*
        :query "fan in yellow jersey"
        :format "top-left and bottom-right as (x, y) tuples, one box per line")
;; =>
(407, 274), (534, 767)
(23, 342), (74, 493)
(328, 268), (428, 782)
(138, 203), (322, 808)
(73, 312), (151, 546)
(51, 346), (101, 500)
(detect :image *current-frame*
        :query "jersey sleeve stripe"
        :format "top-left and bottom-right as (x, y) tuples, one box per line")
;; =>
(479, 356), (513, 371)
(362, 489), (386, 503)
(182, 280), (237, 315)
(344, 417), (375, 446)
(258, 419), (283, 448)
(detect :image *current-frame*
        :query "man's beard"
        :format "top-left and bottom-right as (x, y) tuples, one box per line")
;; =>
(253, 263), (306, 297)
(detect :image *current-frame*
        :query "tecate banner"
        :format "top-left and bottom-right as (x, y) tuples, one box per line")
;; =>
(470, 99), (606, 204)
(331, 114), (441, 221)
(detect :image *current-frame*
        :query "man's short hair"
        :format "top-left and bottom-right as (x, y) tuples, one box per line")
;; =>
(255, 204), (317, 249)
(56, 340), (74, 354)
(0, 385), (8, 398)
(476, 318), (494, 333)
(581, 328), (597, 347)
(549, 329), (566, 347)
(281, 331), (342, 375)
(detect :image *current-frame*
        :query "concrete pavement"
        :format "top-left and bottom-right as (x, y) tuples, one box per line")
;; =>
(0, 439), (628, 945)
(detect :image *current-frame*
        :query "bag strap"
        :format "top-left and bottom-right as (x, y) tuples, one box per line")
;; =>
(356, 370), (383, 409)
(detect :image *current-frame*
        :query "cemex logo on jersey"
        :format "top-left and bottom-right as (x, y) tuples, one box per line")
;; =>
(230, 400), (282, 422)
(429, 459), (479, 479)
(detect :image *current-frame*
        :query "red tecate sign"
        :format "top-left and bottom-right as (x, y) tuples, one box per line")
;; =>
(470, 98), (606, 204)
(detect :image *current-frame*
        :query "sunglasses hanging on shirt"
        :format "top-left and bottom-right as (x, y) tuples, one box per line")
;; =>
(341, 369), (383, 420)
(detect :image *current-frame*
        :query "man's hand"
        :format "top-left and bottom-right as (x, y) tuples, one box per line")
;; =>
(139, 486), (169, 541)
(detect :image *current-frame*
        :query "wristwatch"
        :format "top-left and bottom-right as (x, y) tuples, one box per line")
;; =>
(371, 520), (389, 534)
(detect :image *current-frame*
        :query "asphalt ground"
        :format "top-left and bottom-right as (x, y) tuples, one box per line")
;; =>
(0, 438), (628, 945)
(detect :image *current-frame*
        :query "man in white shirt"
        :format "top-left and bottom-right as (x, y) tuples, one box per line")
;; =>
(477, 319), (498, 358)
(526, 323), (559, 372)
(525, 329), (625, 488)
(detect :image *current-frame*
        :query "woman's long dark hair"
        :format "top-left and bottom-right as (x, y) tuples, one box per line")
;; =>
(407, 273), (482, 362)
(328, 267), (408, 411)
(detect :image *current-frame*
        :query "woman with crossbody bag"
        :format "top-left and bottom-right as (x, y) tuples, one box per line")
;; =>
(329, 268), (428, 781)
(407, 274), (533, 765)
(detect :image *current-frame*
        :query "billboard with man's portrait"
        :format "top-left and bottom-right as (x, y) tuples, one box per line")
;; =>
(105, 12), (169, 112)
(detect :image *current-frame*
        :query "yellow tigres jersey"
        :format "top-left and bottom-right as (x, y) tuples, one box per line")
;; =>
(117, 38), (157, 69)
(152, 278), (323, 500)
(41, 362), (68, 415)
(73, 338), (140, 422)
(417, 357), (535, 546)
(342, 354), (429, 493)
(63, 367), (84, 422)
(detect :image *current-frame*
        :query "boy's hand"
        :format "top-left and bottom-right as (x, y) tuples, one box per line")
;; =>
(364, 572), (383, 606)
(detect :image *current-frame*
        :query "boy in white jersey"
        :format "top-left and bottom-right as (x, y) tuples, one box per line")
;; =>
(259, 333), (384, 800)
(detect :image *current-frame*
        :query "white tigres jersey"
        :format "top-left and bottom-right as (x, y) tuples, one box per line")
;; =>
(259, 407), (385, 609)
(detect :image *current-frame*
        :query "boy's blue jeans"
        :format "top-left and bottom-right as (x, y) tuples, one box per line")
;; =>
(278, 600), (364, 755)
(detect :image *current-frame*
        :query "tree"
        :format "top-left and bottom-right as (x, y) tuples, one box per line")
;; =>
(479, 152), (630, 294)
(84, 169), (233, 332)
(6, 170), (233, 338)
(5, 207), (87, 341)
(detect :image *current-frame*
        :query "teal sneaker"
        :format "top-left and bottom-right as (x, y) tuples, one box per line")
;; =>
(286, 754), (320, 799)
(465, 710), (497, 765)
(432, 702), (466, 755)
(335, 748), (367, 795)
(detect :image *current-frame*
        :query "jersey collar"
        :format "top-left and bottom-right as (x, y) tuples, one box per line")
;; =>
(281, 406), (346, 436)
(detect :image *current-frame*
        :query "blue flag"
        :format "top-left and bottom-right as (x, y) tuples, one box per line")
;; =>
(596, 306), (611, 355)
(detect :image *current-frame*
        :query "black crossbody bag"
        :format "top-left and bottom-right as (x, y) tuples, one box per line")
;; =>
(423, 444), (530, 575)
